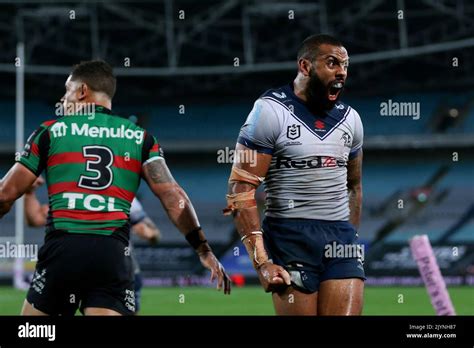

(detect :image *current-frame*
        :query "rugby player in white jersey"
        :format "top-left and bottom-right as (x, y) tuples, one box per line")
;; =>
(225, 34), (364, 315)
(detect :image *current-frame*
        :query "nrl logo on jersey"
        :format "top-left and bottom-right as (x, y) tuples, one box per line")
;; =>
(51, 122), (144, 144)
(341, 132), (351, 147)
(286, 124), (301, 140)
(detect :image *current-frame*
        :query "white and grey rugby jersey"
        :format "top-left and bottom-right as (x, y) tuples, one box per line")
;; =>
(238, 84), (363, 221)
(130, 198), (147, 226)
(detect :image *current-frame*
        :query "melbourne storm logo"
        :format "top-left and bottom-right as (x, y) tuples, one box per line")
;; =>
(287, 124), (301, 140)
(341, 132), (351, 148)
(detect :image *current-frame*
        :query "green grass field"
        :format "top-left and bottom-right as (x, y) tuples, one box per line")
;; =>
(0, 286), (472, 315)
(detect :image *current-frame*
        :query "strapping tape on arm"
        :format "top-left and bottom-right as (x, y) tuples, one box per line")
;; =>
(241, 231), (269, 269)
(229, 166), (264, 186)
(223, 190), (257, 216)
(223, 167), (264, 215)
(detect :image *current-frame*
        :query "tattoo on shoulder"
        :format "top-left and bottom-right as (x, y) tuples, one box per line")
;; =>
(145, 160), (174, 184)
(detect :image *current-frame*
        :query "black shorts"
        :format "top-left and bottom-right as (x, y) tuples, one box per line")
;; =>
(262, 217), (366, 293)
(27, 231), (135, 315)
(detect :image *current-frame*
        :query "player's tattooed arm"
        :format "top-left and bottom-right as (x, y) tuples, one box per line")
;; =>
(0, 163), (38, 218)
(145, 158), (175, 184)
(347, 150), (363, 229)
(143, 158), (200, 234)
(143, 158), (232, 294)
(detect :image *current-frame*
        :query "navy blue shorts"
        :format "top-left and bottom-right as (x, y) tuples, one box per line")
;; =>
(262, 217), (365, 293)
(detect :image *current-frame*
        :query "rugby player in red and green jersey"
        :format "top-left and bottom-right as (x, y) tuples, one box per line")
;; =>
(0, 60), (231, 316)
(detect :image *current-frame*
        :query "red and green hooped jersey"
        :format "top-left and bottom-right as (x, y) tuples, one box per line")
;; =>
(18, 105), (163, 239)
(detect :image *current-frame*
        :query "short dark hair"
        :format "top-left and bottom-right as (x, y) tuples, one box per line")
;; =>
(297, 34), (343, 61)
(70, 60), (116, 99)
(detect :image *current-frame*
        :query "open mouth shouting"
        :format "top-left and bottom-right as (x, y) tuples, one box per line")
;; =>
(328, 80), (344, 101)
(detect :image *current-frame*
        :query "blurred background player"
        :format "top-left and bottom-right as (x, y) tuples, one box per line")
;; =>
(226, 34), (364, 315)
(0, 60), (230, 316)
(23, 176), (160, 314)
(128, 196), (160, 314)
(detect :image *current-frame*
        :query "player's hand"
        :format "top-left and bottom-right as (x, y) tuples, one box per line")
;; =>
(257, 261), (291, 292)
(143, 227), (161, 245)
(25, 176), (45, 194)
(148, 234), (159, 245)
(132, 219), (161, 245)
(148, 228), (161, 245)
(198, 251), (231, 295)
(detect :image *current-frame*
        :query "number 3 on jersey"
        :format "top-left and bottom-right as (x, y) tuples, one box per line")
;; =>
(78, 146), (114, 190)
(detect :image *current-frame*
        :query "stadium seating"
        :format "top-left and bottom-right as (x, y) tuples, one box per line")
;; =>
(448, 219), (474, 243)
(0, 92), (473, 149)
